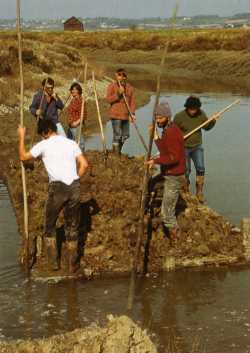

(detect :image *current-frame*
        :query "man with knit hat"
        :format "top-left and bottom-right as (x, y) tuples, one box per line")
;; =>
(174, 96), (216, 203)
(146, 102), (185, 239)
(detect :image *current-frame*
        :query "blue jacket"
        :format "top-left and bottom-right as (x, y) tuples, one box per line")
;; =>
(29, 90), (64, 124)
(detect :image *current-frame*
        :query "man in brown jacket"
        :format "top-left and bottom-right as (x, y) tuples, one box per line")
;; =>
(106, 68), (136, 154)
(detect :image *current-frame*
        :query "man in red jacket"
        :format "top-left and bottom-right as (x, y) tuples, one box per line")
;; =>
(106, 68), (136, 154)
(146, 102), (185, 238)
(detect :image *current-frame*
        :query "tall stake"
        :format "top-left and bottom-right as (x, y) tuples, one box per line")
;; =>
(92, 71), (108, 160)
(127, 4), (179, 310)
(78, 62), (87, 145)
(16, 0), (29, 271)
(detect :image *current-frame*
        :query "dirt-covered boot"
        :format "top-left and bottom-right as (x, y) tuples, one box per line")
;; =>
(44, 237), (60, 271)
(196, 175), (205, 203)
(67, 241), (80, 274)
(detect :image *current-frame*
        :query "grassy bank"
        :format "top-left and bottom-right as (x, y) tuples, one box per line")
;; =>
(1, 28), (250, 103)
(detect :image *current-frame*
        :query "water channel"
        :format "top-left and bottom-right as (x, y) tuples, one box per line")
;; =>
(1, 92), (250, 352)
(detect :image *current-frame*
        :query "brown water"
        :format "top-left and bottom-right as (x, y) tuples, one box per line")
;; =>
(1, 93), (250, 352)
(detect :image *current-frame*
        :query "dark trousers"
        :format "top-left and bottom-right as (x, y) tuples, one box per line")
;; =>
(45, 180), (80, 241)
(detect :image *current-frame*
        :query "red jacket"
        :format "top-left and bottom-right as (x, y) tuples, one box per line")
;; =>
(67, 96), (87, 126)
(154, 123), (186, 176)
(106, 82), (136, 120)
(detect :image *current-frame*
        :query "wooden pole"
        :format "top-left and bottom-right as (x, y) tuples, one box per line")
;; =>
(84, 61), (88, 83)
(117, 80), (148, 153)
(92, 71), (108, 159)
(77, 62), (87, 145)
(184, 99), (240, 140)
(127, 2), (180, 310)
(16, 0), (29, 271)
(127, 44), (169, 311)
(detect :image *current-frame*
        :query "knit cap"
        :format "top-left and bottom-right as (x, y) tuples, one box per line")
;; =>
(155, 102), (172, 118)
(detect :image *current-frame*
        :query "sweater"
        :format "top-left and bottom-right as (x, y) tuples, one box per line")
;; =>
(67, 96), (87, 126)
(29, 90), (64, 124)
(154, 123), (186, 176)
(106, 82), (136, 120)
(174, 109), (216, 148)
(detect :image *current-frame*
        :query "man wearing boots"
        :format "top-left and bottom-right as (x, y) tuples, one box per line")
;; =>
(18, 120), (88, 273)
(174, 96), (216, 203)
(106, 68), (136, 154)
(146, 102), (185, 238)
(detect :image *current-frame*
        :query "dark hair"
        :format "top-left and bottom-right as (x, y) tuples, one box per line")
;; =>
(184, 96), (202, 109)
(70, 82), (82, 95)
(37, 119), (57, 135)
(42, 77), (54, 87)
(116, 68), (127, 78)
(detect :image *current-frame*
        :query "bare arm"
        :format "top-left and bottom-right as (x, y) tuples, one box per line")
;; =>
(18, 126), (34, 161)
(76, 154), (89, 178)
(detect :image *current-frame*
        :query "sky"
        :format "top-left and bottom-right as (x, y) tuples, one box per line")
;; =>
(1, 0), (250, 19)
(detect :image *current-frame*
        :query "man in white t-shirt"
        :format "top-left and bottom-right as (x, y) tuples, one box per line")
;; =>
(18, 119), (88, 272)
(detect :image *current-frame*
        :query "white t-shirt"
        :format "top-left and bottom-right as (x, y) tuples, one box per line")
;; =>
(30, 135), (82, 185)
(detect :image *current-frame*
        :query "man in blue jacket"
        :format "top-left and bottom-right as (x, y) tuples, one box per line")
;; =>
(30, 77), (66, 136)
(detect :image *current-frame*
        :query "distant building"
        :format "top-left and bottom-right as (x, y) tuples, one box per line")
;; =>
(64, 17), (84, 31)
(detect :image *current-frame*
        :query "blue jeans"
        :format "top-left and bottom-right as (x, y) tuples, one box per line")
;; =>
(111, 119), (129, 145)
(67, 126), (85, 152)
(185, 145), (205, 177)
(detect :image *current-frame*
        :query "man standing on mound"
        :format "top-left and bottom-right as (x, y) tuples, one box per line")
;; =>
(30, 77), (66, 137)
(18, 119), (88, 273)
(146, 102), (185, 238)
(174, 96), (216, 203)
(106, 68), (136, 154)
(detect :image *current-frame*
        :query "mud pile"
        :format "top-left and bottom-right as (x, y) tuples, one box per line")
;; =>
(7, 150), (244, 275)
(0, 315), (157, 353)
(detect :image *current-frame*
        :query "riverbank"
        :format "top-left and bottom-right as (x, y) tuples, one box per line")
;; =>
(0, 315), (157, 353)
(5, 148), (244, 277)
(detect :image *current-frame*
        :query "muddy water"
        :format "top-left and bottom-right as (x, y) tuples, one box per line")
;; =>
(88, 92), (250, 225)
(1, 182), (250, 352)
(1, 92), (250, 352)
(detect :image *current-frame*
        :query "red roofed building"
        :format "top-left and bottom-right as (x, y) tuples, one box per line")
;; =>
(64, 17), (84, 31)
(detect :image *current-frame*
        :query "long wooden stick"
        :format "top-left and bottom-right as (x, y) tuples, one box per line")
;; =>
(117, 81), (148, 153)
(16, 0), (29, 271)
(184, 99), (240, 140)
(77, 62), (87, 145)
(127, 43), (169, 312)
(92, 71), (108, 158)
(127, 3), (180, 311)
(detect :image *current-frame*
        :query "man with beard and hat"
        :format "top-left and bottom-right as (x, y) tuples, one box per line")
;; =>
(146, 102), (185, 239)
(174, 96), (216, 203)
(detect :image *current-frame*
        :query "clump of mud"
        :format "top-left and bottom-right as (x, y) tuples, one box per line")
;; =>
(6, 150), (244, 275)
(0, 315), (157, 353)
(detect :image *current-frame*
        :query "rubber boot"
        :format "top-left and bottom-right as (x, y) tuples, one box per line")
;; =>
(67, 241), (80, 274)
(196, 175), (205, 203)
(44, 237), (60, 271)
(112, 143), (120, 155)
(60, 241), (69, 272)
